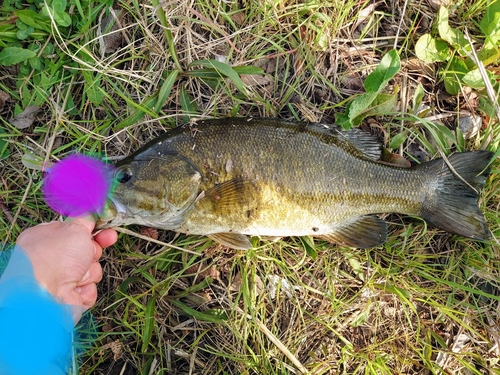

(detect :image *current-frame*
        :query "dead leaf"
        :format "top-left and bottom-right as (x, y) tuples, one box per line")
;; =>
(99, 339), (123, 360)
(228, 272), (243, 292)
(140, 227), (159, 240)
(229, 11), (245, 25)
(10, 105), (39, 129)
(341, 75), (364, 93)
(354, 2), (380, 30)
(240, 74), (273, 86)
(0, 91), (10, 110)
(402, 58), (435, 77)
(186, 263), (220, 282)
(98, 7), (123, 56)
(459, 112), (481, 139)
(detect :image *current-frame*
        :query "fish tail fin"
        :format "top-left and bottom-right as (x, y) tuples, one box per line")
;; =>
(419, 150), (493, 240)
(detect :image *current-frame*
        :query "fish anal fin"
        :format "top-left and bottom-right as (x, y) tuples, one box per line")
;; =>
(318, 216), (387, 248)
(208, 233), (253, 250)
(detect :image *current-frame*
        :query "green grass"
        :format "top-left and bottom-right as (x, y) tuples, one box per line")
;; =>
(1, 0), (500, 374)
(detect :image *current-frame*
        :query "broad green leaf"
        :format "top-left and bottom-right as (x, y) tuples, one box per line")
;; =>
(0, 47), (36, 66)
(477, 45), (500, 66)
(334, 111), (352, 130)
(480, 0), (500, 44)
(16, 26), (34, 40)
(184, 69), (225, 79)
(40, 5), (52, 17)
(82, 70), (105, 105)
(232, 66), (265, 75)
(455, 127), (466, 152)
(179, 85), (197, 113)
(52, 0), (67, 13)
(0, 24), (17, 45)
(16, 10), (51, 32)
(363, 49), (401, 92)
(350, 304), (371, 327)
(155, 70), (178, 113)
(22, 152), (51, 170)
(369, 92), (399, 111)
(345, 252), (364, 281)
(53, 12), (71, 27)
(443, 56), (468, 95)
(170, 299), (227, 323)
(462, 68), (496, 89)
(478, 96), (496, 118)
(412, 83), (425, 113)
(389, 130), (408, 149)
(180, 84), (198, 123)
(300, 236), (317, 260)
(437, 6), (469, 54)
(42, 43), (55, 56)
(346, 91), (378, 123)
(16, 19), (29, 31)
(415, 34), (449, 63)
(350, 92), (398, 126)
(28, 56), (43, 70)
(190, 59), (248, 95)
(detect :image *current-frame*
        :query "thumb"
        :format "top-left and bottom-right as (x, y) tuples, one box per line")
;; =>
(65, 214), (97, 234)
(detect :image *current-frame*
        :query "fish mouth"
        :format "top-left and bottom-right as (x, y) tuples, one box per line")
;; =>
(96, 197), (128, 229)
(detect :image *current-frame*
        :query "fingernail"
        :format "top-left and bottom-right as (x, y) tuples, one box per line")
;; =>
(76, 286), (82, 293)
(82, 270), (90, 283)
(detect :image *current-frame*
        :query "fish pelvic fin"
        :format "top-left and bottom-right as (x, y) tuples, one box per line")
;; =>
(318, 215), (387, 248)
(208, 233), (253, 250)
(419, 150), (493, 240)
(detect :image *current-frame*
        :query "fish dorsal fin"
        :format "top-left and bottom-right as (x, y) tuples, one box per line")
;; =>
(202, 178), (259, 215)
(208, 233), (253, 250)
(340, 128), (382, 161)
(318, 215), (387, 248)
(308, 123), (382, 161)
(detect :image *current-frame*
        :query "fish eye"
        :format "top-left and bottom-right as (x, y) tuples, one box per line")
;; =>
(116, 166), (133, 183)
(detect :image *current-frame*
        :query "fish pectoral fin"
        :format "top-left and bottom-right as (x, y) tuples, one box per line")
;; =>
(203, 178), (258, 213)
(208, 233), (253, 250)
(318, 216), (387, 248)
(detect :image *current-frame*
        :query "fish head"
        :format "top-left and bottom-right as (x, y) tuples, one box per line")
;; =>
(97, 154), (202, 230)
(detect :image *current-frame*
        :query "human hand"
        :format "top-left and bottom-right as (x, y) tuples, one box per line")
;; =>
(15, 216), (117, 321)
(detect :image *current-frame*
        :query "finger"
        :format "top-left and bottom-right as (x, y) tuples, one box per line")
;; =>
(77, 283), (98, 309)
(94, 228), (118, 248)
(92, 240), (103, 260)
(78, 262), (103, 286)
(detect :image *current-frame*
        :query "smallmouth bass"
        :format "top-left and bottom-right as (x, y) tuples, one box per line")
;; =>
(98, 118), (493, 249)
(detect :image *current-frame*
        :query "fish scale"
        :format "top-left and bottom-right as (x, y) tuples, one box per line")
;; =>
(98, 118), (492, 250)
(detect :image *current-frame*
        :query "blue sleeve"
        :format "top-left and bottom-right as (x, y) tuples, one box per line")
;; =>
(0, 246), (74, 375)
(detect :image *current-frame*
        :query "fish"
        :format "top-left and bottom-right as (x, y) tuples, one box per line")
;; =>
(97, 118), (493, 250)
